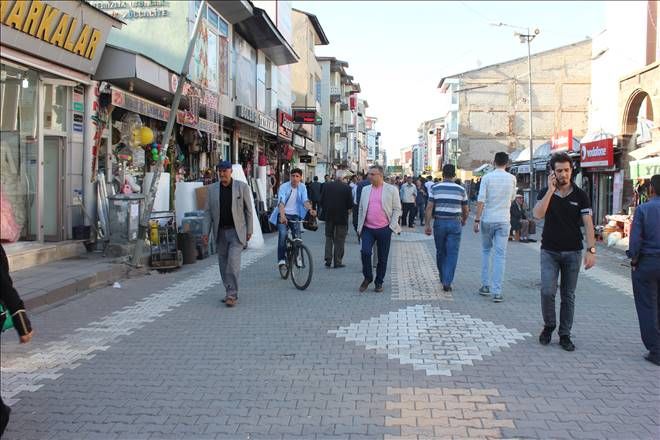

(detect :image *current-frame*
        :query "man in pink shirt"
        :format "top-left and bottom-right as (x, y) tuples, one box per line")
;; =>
(357, 165), (403, 292)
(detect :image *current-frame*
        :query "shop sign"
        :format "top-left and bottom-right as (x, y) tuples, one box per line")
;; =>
(293, 109), (322, 125)
(551, 129), (573, 153)
(277, 110), (294, 141)
(169, 74), (219, 109)
(89, 0), (170, 20)
(299, 155), (313, 163)
(258, 113), (277, 135)
(236, 104), (257, 123)
(293, 134), (305, 149)
(629, 157), (660, 180)
(580, 138), (614, 168)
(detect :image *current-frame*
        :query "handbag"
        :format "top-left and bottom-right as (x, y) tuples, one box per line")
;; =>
(0, 303), (14, 333)
(303, 211), (318, 231)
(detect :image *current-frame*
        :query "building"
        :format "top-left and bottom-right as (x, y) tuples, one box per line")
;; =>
(1, 0), (122, 245)
(437, 39), (593, 180)
(291, 7), (329, 179)
(400, 146), (413, 176)
(417, 117), (445, 176)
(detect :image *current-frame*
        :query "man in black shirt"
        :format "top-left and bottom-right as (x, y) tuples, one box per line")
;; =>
(320, 177), (354, 268)
(533, 152), (596, 351)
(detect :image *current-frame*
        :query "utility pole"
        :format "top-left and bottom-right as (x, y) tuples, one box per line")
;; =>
(131, 1), (207, 267)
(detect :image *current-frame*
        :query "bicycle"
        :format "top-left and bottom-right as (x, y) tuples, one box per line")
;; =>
(278, 220), (314, 290)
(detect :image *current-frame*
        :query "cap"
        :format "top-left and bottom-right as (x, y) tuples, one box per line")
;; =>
(216, 160), (232, 170)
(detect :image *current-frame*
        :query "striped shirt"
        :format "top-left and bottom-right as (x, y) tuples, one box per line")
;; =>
(429, 181), (468, 218)
(477, 169), (517, 223)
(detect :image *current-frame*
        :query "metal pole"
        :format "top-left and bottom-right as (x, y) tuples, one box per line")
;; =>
(527, 29), (535, 206)
(131, 0), (207, 267)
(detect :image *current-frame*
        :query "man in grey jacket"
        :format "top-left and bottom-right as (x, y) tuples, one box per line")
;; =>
(206, 161), (254, 307)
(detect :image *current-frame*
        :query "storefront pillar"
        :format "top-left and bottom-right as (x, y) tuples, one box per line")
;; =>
(36, 77), (45, 243)
(83, 81), (98, 228)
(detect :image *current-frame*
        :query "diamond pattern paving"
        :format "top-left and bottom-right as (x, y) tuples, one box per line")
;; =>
(392, 239), (452, 301)
(329, 305), (531, 376)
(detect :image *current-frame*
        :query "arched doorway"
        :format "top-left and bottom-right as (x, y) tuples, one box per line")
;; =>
(622, 88), (654, 138)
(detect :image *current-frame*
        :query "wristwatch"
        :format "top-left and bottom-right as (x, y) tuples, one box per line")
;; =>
(587, 247), (596, 254)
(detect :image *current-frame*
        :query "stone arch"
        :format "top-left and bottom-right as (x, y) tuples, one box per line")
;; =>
(622, 88), (654, 136)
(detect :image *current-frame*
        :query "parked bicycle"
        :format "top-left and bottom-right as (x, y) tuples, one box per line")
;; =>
(279, 220), (314, 290)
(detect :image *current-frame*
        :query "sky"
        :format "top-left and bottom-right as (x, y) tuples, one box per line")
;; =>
(292, 0), (610, 160)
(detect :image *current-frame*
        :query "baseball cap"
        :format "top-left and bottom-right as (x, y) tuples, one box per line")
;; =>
(216, 160), (232, 170)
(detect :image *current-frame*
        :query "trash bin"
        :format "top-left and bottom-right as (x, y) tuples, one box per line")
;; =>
(177, 232), (197, 265)
(107, 194), (145, 243)
(181, 210), (212, 259)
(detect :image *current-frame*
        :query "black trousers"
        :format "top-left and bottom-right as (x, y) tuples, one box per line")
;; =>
(402, 203), (416, 226)
(632, 255), (660, 357)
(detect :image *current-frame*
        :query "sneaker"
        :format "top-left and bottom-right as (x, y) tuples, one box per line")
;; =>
(442, 285), (452, 292)
(225, 297), (237, 307)
(539, 326), (555, 345)
(492, 294), (504, 303)
(374, 284), (384, 293)
(559, 335), (575, 351)
(278, 259), (286, 267)
(478, 286), (490, 296)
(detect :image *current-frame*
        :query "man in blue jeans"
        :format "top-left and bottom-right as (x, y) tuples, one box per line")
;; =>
(269, 168), (315, 269)
(627, 174), (660, 366)
(425, 164), (469, 291)
(473, 152), (517, 302)
(533, 152), (596, 352)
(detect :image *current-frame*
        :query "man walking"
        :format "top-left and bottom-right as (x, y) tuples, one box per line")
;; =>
(353, 172), (370, 235)
(533, 152), (596, 351)
(627, 174), (660, 366)
(309, 176), (322, 212)
(206, 161), (254, 307)
(425, 164), (469, 292)
(473, 152), (517, 302)
(400, 176), (417, 228)
(320, 176), (354, 268)
(357, 165), (402, 292)
(416, 179), (428, 226)
(269, 168), (316, 270)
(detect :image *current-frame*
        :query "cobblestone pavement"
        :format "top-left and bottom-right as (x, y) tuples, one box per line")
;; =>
(2, 222), (659, 440)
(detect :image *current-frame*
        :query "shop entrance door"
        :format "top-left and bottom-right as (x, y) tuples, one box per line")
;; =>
(43, 136), (65, 241)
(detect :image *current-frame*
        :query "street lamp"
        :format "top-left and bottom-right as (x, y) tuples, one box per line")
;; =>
(491, 22), (540, 205)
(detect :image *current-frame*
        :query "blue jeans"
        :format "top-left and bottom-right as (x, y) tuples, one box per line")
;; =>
(480, 221), (510, 295)
(540, 249), (581, 336)
(360, 226), (392, 285)
(277, 214), (301, 261)
(631, 255), (660, 356)
(417, 203), (426, 225)
(433, 219), (462, 286)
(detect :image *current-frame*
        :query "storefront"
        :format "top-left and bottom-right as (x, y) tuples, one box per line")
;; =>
(0, 0), (121, 243)
(578, 137), (621, 225)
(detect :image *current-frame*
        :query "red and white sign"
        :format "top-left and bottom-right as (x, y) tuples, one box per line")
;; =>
(580, 138), (614, 168)
(551, 129), (573, 152)
(277, 110), (293, 141)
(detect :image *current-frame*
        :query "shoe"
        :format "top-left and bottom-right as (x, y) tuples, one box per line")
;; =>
(539, 326), (555, 345)
(359, 278), (372, 292)
(559, 335), (575, 351)
(644, 353), (660, 366)
(374, 284), (384, 292)
(325, 261), (332, 267)
(221, 297), (226, 303)
(442, 285), (452, 292)
(478, 286), (490, 296)
(520, 239), (529, 243)
(225, 297), (237, 307)
(334, 263), (346, 268)
(492, 294), (504, 303)
(527, 238), (537, 242)
(0, 402), (10, 437)
(278, 259), (286, 267)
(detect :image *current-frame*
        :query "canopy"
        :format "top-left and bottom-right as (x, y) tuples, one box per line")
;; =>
(628, 140), (660, 161)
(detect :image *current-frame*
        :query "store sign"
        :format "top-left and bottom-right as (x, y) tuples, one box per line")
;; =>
(0, 0), (118, 73)
(293, 109), (322, 125)
(299, 155), (312, 163)
(169, 74), (219, 109)
(629, 157), (660, 180)
(293, 134), (305, 149)
(88, 0), (170, 20)
(551, 129), (573, 153)
(580, 138), (614, 168)
(236, 104), (257, 123)
(258, 113), (277, 135)
(277, 110), (294, 141)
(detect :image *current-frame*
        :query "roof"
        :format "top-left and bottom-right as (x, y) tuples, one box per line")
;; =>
(437, 38), (591, 89)
(292, 8), (330, 45)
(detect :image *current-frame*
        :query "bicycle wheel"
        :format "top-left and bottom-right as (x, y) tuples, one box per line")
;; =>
(290, 243), (313, 290)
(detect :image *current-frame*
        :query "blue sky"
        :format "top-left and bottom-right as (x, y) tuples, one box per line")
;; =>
(293, 0), (610, 159)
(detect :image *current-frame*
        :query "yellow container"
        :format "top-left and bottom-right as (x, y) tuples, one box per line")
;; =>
(149, 221), (160, 244)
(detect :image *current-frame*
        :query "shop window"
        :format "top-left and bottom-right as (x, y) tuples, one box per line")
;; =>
(44, 84), (67, 132)
(233, 34), (257, 107)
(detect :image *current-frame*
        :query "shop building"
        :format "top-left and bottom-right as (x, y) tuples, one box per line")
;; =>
(1, 0), (122, 244)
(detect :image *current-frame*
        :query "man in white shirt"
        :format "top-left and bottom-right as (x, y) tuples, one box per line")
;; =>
(399, 176), (418, 227)
(473, 152), (517, 302)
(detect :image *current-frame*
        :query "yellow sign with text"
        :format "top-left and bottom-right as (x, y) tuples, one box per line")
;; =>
(1, 0), (103, 60)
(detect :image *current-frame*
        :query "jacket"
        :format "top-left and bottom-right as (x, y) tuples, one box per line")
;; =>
(268, 181), (310, 224)
(357, 183), (402, 234)
(320, 181), (353, 225)
(0, 244), (32, 336)
(205, 180), (254, 246)
(510, 201), (527, 230)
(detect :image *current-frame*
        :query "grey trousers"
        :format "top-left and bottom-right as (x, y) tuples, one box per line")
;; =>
(540, 249), (581, 336)
(217, 228), (243, 299)
(325, 221), (348, 266)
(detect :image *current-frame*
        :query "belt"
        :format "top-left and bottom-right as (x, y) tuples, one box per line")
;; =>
(219, 225), (235, 230)
(434, 215), (460, 220)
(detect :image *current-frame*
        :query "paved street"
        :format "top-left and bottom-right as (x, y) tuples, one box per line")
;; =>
(2, 222), (658, 440)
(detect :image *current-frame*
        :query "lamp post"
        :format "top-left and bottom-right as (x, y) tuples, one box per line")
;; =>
(491, 22), (539, 205)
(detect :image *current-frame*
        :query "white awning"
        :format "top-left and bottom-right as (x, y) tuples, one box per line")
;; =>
(628, 140), (660, 160)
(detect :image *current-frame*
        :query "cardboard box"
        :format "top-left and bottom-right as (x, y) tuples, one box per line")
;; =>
(195, 186), (209, 211)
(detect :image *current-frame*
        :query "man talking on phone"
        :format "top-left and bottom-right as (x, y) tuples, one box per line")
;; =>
(533, 152), (596, 351)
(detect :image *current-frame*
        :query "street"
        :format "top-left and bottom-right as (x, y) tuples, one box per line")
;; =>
(2, 223), (658, 440)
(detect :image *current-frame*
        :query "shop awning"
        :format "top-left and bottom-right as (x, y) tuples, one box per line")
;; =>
(207, 1), (253, 24)
(628, 140), (660, 160)
(629, 156), (660, 180)
(473, 164), (493, 176)
(234, 8), (299, 66)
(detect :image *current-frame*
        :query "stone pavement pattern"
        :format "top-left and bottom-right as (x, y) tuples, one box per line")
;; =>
(1, 222), (659, 439)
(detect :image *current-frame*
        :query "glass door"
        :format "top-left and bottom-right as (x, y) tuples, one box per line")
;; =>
(43, 136), (64, 241)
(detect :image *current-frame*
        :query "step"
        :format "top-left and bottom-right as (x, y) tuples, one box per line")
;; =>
(4, 241), (88, 272)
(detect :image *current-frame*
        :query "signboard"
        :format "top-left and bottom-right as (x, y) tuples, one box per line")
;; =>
(236, 104), (257, 123)
(257, 113), (277, 135)
(293, 109), (322, 125)
(629, 156), (660, 180)
(0, 0), (119, 74)
(293, 134), (305, 149)
(277, 110), (294, 141)
(299, 155), (312, 163)
(387, 165), (403, 174)
(551, 129), (573, 153)
(580, 138), (614, 168)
